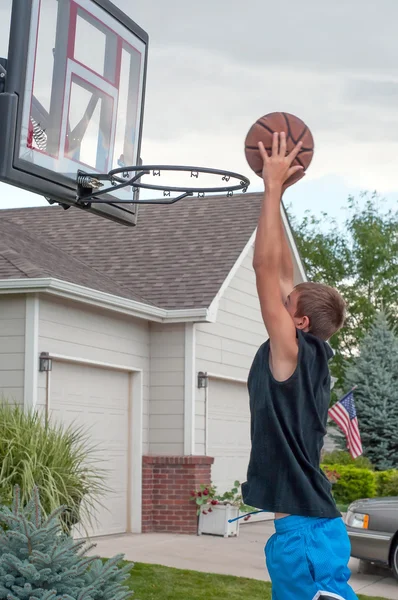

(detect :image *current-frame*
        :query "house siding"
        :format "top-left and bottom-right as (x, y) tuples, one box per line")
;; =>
(195, 246), (267, 454)
(195, 236), (306, 455)
(149, 323), (185, 455)
(37, 295), (150, 452)
(0, 295), (26, 405)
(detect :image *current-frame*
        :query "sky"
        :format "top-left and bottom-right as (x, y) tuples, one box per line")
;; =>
(1, 0), (398, 224)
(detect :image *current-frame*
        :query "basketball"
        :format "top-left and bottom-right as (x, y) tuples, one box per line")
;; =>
(244, 112), (314, 186)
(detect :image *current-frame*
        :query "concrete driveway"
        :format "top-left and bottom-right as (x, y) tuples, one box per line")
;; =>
(93, 520), (398, 599)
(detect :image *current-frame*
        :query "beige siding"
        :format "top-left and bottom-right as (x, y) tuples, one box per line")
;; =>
(195, 247), (266, 454)
(149, 323), (185, 455)
(0, 295), (26, 405)
(38, 296), (150, 452)
(195, 235), (306, 456)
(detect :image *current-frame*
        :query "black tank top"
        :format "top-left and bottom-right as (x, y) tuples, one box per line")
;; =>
(242, 329), (340, 518)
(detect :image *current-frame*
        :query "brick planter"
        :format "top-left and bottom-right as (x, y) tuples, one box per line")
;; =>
(142, 455), (214, 534)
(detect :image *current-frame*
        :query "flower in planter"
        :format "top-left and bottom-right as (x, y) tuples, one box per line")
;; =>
(190, 481), (255, 516)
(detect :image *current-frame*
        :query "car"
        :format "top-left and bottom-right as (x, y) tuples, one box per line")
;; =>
(345, 496), (398, 579)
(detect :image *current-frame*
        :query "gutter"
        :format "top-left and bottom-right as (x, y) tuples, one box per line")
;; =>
(0, 278), (212, 323)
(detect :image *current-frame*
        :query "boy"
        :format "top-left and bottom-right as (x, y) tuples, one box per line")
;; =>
(241, 133), (358, 599)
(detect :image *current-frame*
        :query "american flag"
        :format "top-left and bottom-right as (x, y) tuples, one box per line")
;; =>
(328, 390), (363, 458)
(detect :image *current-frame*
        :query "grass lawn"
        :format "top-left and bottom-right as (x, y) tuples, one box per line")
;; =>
(124, 562), (389, 600)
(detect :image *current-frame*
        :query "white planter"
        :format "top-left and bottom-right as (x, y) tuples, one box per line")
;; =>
(198, 504), (240, 537)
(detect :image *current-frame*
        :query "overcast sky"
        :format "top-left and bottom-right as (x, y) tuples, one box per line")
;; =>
(1, 0), (398, 222)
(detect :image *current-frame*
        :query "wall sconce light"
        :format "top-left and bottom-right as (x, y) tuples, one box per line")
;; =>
(39, 352), (52, 372)
(197, 371), (208, 389)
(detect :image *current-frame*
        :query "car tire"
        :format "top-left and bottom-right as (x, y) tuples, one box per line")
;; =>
(391, 540), (398, 580)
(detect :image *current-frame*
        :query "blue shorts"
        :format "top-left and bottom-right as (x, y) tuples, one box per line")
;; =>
(265, 515), (358, 600)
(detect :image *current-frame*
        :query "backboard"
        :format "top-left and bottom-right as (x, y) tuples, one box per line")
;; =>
(0, 0), (148, 226)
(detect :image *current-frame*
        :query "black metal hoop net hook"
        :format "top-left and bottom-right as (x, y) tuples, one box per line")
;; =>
(76, 164), (250, 205)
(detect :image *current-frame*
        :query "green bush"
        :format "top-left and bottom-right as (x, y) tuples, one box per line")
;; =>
(375, 470), (398, 497)
(321, 464), (376, 504)
(323, 462), (398, 504)
(322, 450), (374, 470)
(0, 402), (107, 533)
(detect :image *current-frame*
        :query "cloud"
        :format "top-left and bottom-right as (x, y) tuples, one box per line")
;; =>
(346, 78), (398, 107)
(1, 0), (398, 212)
(116, 0), (398, 73)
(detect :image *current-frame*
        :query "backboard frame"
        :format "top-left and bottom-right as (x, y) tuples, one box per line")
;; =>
(0, 0), (148, 226)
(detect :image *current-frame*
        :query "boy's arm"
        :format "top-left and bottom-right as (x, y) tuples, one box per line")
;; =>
(279, 176), (305, 301)
(253, 133), (302, 381)
(279, 214), (294, 303)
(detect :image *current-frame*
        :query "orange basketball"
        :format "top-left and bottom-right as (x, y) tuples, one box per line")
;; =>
(244, 112), (314, 186)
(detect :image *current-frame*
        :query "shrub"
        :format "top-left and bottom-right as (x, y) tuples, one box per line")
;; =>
(0, 486), (133, 600)
(375, 470), (398, 497)
(321, 450), (373, 470)
(321, 464), (376, 504)
(0, 402), (107, 533)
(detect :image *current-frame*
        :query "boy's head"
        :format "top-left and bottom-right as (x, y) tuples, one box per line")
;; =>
(285, 282), (346, 341)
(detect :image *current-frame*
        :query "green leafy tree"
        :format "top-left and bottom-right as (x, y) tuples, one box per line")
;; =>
(342, 312), (398, 470)
(0, 486), (133, 600)
(288, 192), (398, 389)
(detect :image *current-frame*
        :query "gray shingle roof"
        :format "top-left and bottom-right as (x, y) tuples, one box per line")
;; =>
(0, 219), (152, 304)
(0, 192), (262, 309)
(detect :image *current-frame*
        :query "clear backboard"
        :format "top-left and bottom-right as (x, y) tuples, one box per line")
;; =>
(0, 0), (148, 225)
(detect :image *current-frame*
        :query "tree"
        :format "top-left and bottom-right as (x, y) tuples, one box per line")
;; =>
(288, 192), (398, 389)
(342, 312), (398, 470)
(0, 486), (133, 600)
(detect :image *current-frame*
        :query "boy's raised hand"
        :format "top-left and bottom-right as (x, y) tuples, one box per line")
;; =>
(258, 132), (303, 191)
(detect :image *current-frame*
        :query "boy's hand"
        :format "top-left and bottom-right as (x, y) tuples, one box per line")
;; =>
(282, 169), (306, 194)
(258, 132), (303, 191)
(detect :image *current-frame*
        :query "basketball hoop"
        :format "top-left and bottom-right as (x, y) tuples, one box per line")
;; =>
(76, 165), (250, 206)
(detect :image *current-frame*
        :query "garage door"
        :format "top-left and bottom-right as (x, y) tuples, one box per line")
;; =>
(50, 361), (130, 537)
(207, 378), (250, 494)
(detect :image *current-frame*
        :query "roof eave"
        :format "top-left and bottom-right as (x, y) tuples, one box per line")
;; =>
(0, 278), (213, 324)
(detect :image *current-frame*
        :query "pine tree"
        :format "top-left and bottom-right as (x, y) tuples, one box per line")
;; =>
(0, 486), (133, 600)
(343, 311), (398, 470)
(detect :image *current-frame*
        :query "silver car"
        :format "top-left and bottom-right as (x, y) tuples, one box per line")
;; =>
(345, 497), (398, 579)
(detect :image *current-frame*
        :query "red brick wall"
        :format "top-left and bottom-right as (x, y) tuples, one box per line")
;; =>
(142, 455), (214, 534)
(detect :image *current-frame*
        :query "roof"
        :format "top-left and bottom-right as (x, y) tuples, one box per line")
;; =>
(0, 193), (262, 310)
(0, 220), (151, 304)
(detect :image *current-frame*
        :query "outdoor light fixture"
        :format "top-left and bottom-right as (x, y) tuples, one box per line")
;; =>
(39, 352), (52, 372)
(197, 371), (208, 389)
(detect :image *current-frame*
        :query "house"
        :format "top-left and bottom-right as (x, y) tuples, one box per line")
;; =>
(0, 192), (306, 536)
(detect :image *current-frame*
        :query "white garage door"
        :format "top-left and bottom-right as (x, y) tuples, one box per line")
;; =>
(50, 361), (130, 537)
(207, 378), (250, 494)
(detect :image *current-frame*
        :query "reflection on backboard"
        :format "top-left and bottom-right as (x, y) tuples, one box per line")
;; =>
(0, 0), (148, 225)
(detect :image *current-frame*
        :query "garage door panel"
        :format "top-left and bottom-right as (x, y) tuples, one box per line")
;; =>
(207, 379), (250, 494)
(50, 362), (130, 537)
(208, 416), (249, 447)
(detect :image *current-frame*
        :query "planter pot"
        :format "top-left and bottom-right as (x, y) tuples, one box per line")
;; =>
(198, 504), (239, 537)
